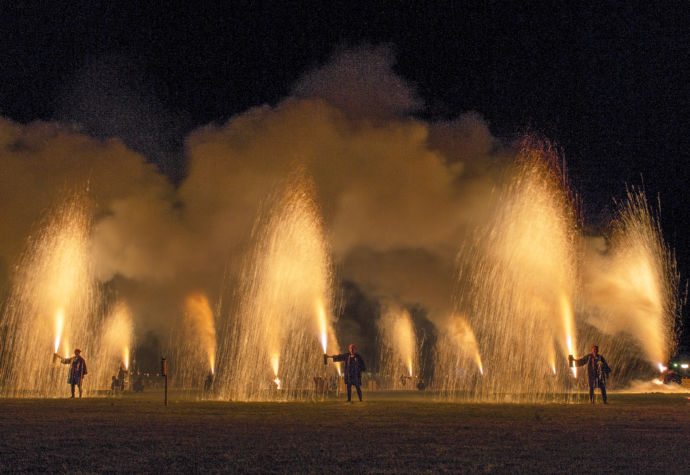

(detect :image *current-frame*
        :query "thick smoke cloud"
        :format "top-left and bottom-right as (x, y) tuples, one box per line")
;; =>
(292, 44), (423, 120)
(0, 46), (512, 350)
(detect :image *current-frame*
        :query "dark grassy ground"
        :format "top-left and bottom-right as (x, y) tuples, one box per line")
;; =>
(1, 391), (689, 473)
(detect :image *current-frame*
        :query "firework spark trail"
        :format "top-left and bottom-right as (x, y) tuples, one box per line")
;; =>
(0, 191), (98, 397)
(447, 141), (579, 401)
(580, 189), (678, 379)
(433, 312), (484, 396)
(378, 305), (418, 388)
(185, 293), (218, 374)
(93, 300), (135, 391)
(215, 171), (337, 400)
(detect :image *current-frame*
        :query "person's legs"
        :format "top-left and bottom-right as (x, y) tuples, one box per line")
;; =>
(346, 383), (352, 402)
(600, 383), (607, 404)
(78, 382), (83, 398)
(355, 383), (362, 402)
(588, 384), (595, 403)
(70, 383), (75, 398)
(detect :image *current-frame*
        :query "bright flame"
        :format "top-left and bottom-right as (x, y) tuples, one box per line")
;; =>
(547, 345), (556, 375)
(316, 298), (328, 353)
(446, 314), (483, 374)
(184, 293), (217, 377)
(62, 340), (70, 359)
(658, 362), (667, 372)
(336, 362), (342, 376)
(408, 360), (413, 377)
(271, 354), (279, 377)
(123, 346), (130, 370)
(561, 294), (577, 378)
(54, 309), (64, 353)
(652, 378), (663, 385)
(270, 354), (281, 389)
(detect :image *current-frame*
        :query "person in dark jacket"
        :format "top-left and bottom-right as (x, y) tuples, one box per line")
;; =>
(56, 349), (88, 398)
(117, 364), (128, 391)
(328, 344), (366, 402)
(569, 345), (611, 404)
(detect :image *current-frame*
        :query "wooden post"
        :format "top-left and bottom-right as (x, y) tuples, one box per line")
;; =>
(161, 357), (168, 407)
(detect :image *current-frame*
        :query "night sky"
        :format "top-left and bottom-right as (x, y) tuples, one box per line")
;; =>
(2, 4), (688, 345)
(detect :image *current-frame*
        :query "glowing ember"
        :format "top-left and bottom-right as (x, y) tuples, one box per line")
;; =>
(658, 363), (667, 373)
(336, 362), (342, 377)
(652, 378), (663, 385)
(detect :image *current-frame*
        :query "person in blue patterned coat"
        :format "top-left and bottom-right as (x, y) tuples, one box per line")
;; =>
(569, 345), (611, 404)
(57, 349), (88, 398)
(328, 344), (366, 402)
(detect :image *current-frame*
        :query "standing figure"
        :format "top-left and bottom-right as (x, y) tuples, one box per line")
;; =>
(56, 349), (88, 398)
(570, 345), (611, 404)
(328, 344), (366, 402)
(117, 364), (128, 391)
(204, 372), (215, 393)
(110, 376), (119, 395)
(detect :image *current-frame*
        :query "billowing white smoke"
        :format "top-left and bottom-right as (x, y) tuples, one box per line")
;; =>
(0, 45), (675, 376)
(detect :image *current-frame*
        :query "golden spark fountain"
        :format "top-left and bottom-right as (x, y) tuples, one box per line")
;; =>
(448, 140), (579, 401)
(0, 191), (98, 397)
(378, 306), (419, 389)
(215, 171), (335, 401)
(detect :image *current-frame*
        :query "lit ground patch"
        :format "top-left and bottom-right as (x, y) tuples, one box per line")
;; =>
(0, 391), (688, 472)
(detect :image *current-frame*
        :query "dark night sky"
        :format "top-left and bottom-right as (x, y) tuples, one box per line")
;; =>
(2, 3), (689, 330)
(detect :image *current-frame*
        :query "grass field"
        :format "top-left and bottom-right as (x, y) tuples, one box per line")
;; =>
(1, 390), (689, 473)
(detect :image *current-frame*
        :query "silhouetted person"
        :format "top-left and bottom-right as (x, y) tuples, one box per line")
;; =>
(110, 375), (119, 395)
(328, 344), (366, 402)
(132, 376), (145, 393)
(204, 372), (215, 393)
(56, 349), (88, 398)
(570, 345), (611, 404)
(117, 364), (128, 391)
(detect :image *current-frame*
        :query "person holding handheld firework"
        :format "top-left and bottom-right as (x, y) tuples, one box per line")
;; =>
(327, 344), (366, 402)
(55, 348), (88, 398)
(569, 345), (611, 404)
